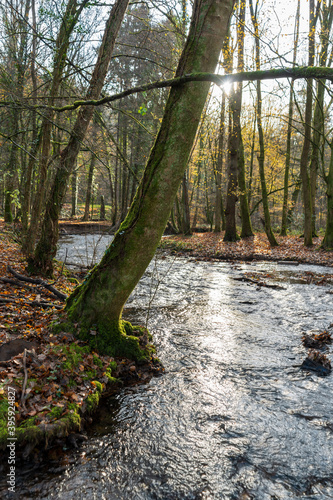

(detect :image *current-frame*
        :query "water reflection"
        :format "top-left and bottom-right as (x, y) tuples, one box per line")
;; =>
(3, 241), (333, 499)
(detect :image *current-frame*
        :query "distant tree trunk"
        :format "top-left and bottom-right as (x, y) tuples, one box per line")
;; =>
(250, 0), (278, 247)
(287, 178), (301, 229)
(238, 133), (253, 237)
(30, 0), (131, 275)
(309, 1), (333, 236)
(223, 29), (239, 242)
(83, 154), (97, 221)
(280, 0), (300, 236)
(235, 0), (253, 238)
(71, 169), (78, 217)
(100, 195), (106, 220)
(65, 0), (236, 357)
(214, 91), (226, 233)
(322, 139), (333, 249)
(247, 110), (256, 207)
(120, 114), (129, 221)
(181, 171), (192, 234)
(299, 0), (318, 246)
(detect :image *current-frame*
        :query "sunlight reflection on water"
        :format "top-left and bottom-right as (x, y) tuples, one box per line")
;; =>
(6, 242), (333, 499)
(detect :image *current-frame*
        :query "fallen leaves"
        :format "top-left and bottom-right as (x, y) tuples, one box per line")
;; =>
(162, 232), (333, 267)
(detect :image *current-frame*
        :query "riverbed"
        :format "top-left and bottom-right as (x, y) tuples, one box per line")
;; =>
(3, 235), (333, 499)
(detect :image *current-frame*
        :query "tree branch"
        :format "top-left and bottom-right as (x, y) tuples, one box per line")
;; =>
(47, 66), (333, 112)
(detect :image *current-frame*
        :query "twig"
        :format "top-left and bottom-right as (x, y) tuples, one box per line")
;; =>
(21, 349), (28, 411)
(7, 266), (67, 301)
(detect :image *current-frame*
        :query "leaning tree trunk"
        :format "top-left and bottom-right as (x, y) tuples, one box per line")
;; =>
(65, 0), (236, 359)
(30, 0), (131, 275)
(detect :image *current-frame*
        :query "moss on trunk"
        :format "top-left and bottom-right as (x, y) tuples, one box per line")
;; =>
(65, 0), (236, 353)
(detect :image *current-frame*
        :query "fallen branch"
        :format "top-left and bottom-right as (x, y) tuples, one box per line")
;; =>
(7, 266), (67, 301)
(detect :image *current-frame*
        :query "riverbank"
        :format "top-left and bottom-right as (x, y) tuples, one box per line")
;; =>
(160, 232), (333, 266)
(0, 222), (163, 461)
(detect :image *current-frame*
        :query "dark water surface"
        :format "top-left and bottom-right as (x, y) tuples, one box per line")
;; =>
(2, 235), (333, 499)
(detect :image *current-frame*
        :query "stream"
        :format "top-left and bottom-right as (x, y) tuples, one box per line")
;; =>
(3, 235), (333, 499)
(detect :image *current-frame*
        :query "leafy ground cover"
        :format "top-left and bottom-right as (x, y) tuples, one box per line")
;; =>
(0, 222), (162, 459)
(161, 232), (333, 266)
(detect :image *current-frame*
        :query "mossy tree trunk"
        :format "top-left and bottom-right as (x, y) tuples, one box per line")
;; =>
(31, 0), (131, 275)
(66, 0), (236, 357)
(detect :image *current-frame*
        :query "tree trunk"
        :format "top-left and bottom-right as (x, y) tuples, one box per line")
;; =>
(299, 0), (318, 246)
(280, 0), (300, 236)
(100, 195), (106, 220)
(235, 0), (253, 238)
(24, 0), (89, 255)
(250, 0), (278, 247)
(224, 101), (239, 241)
(83, 154), (97, 221)
(30, 0), (131, 275)
(214, 91), (226, 233)
(309, 2), (333, 236)
(71, 169), (78, 217)
(322, 140), (333, 249)
(65, 0), (236, 358)
(181, 171), (192, 234)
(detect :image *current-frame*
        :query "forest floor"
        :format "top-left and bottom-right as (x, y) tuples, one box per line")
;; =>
(0, 221), (162, 462)
(0, 222), (332, 462)
(160, 231), (333, 266)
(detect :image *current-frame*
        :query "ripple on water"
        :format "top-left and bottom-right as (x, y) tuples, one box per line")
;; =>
(3, 251), (333, 499)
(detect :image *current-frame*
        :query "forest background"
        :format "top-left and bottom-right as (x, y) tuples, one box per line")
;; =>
(1, 0), (333, 268)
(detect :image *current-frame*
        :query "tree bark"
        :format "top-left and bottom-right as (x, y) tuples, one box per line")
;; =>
(322, 140), (333, 249)
(250, 0), (278, 247)
(309, 1), (333, 236)
(214, 91), (226, 232)
(280, 0), (300, 236)
(24, 0), (89, 255)
(30, 0), (131, 275)
(235, 0), (253, 238)
(65, 0), (236, 358)
(299, 0), (318, 246)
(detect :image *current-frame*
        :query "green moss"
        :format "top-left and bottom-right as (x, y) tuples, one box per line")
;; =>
(19, 415), (40, 428)
(83, 369), (97, 380)
(93, 355), (103, 368)
(48, 406), (65, 420)
(86, 392), (100, 413)
(105, 372), (119, 383)
(75, 319), (153, 362)
(108, 361), (117, 372)
(53, 343), (91, 372)
(92, 381), (103, 393)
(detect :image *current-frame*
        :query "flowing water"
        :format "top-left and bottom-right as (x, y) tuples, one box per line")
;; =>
(2, 235), (333, 499)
